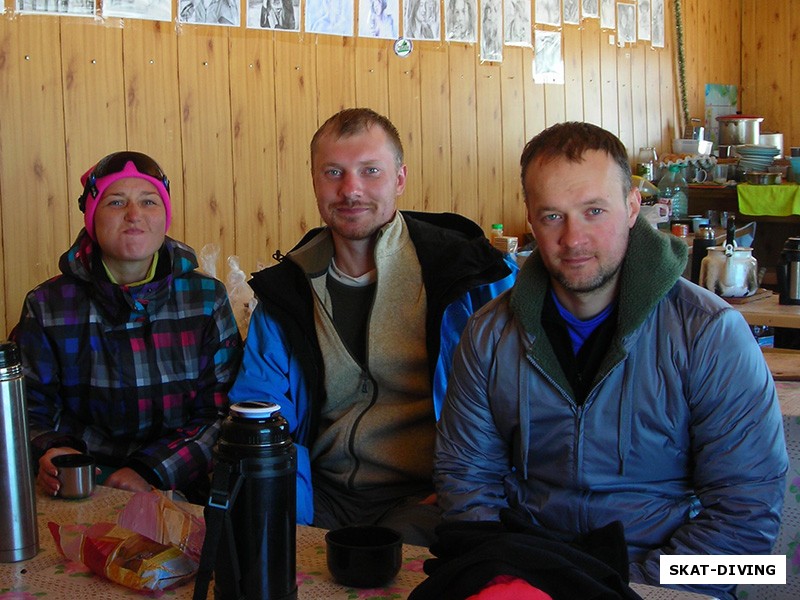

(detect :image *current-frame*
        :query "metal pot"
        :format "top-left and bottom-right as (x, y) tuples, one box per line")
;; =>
(716, 115), (763, 146)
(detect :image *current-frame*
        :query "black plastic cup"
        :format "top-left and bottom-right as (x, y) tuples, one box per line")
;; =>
(325, 525), (403, 588)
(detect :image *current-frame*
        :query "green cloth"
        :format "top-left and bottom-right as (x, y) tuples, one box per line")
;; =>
(737, 183), (800, 216)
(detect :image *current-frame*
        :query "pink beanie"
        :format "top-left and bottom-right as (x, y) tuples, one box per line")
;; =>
(78, 152), (172, 241)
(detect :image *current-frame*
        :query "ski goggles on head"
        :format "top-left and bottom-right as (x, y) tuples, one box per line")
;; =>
(79, 151), (170, 212)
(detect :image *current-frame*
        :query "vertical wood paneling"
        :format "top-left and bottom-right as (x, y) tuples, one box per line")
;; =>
(123, 21), (184, 241)
(417, 44), (450, 212)
(354, 39), (389, 114)
(60, 19), (126, 238)
(316, 34), (356, 119)
(386, 50), (422, 213)
(563, 25), (584, 121)
(447, 44), (478, 219)
(599, 32), (620, 136)
(273, 37), (318, 251)
(228, 29), (279, 270)
(6, 1), (749, 332)
(500, 47), (527, 238)
(0, 17), (71, 332)
(581, 20), (603, 127)
(629, 44), (648, 154)
(177, 29), (236, 265)
(616, 47), (635, 156)
(476, 59), (503, 225)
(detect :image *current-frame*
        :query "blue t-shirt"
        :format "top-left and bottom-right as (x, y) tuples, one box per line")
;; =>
(551, 290), (616, 356)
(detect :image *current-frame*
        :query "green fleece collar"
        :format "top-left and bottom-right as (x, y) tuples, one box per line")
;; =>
(510, 215), (688, 343)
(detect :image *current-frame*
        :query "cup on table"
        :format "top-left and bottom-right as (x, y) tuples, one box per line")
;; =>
(52, 454), (95, 499)
(693, 168), (708, 183)
(325, 525), (402, 588)
(713, 163), (730, 184)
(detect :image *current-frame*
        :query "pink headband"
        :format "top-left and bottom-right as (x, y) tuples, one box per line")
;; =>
(79, 160), (172, 241)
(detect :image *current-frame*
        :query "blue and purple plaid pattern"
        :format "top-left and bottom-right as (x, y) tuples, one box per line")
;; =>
(13, 232), (242, 494)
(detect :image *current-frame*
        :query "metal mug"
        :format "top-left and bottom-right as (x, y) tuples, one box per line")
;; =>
(52, 454), (95, 499)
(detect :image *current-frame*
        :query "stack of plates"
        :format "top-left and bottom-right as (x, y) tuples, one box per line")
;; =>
(736, 144), (780, 171)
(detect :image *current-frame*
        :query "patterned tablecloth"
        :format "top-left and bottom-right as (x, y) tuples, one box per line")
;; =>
(0, 484), (714, 600)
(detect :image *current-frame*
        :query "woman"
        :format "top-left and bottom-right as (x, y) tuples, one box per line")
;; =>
(12, 151), (242, 503)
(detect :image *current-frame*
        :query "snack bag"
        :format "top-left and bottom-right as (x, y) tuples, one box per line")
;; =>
(48, 521), (198, 592)
(117, 490), (205, 563)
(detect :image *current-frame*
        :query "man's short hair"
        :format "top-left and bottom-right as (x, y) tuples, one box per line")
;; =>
(311, 108), (404, 168)
(520, 122), (632, 201)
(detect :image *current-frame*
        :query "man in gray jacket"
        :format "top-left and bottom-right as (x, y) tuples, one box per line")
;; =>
(434, 121), (788, 600)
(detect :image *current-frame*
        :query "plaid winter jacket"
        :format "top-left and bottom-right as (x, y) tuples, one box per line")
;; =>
(12, 231), (242, 497)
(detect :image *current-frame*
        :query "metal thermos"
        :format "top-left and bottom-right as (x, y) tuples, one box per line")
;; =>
(212, 401), (297, 600)
(777, 237), (800, 305)
(691, 226), (717, 284)
(0, 341), (39, 562)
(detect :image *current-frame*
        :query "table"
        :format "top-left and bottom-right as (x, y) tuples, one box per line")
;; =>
(729, 293), (800, 329)
(0, 486), (714, 600)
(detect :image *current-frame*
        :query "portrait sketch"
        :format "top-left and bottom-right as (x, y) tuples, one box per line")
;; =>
(445, 0), (477, 43)
(600, 0), (615, 30)
(652, 0), (665, 48)
(617, 3), (636, 44)
(534, 30), (563, 85)
(582, 0), (599, 19)
(359, 0), (398, 38)
(104, 0), (170, 21)
(305, 0), (354, 36)
(563, 0), (579, 25)
(504, 0), (531, 47)
(638, 0), (651, 41)
(480, 0), (502, 62)
(179, 0), (240, 25)
(534, 0), (560, 27)
(16, 0), (94, 15)
(404, 0), (441, 41)
(248, 0), (299, 30)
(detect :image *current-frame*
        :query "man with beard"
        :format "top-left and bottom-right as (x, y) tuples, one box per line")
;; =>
(229, 108), (516, 546)
(434, 122), (787, 599)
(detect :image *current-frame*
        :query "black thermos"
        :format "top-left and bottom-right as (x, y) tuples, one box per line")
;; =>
(203, 401), (297, 600)
(691, 226), (717, 284)
(777, 237), (800, 305)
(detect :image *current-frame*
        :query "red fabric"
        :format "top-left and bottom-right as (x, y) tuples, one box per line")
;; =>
(466, 575), (554, 600)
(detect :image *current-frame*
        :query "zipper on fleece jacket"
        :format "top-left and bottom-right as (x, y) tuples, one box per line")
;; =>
(346, 368), (378, 489)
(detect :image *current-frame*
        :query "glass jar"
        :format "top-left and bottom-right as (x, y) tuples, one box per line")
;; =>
(636, 147), (658, 182)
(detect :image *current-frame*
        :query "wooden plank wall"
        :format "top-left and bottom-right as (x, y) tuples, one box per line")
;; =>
(0, 2), (689, 336)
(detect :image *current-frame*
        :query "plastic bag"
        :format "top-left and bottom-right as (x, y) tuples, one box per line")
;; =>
(48, 521), (197, 592)
(198, 243), (220, 278)
(48, 490), (204, 592)
(226, 254), (256, 333)
(117, 490), (205, 563)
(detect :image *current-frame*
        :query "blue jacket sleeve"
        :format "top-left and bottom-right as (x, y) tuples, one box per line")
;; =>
(433, 255), (518, 420)
(229, 302), (314, 524)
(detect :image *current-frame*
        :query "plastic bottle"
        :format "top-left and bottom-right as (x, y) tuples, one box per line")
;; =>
(657, 164), (689, 219)
(0, 341), (39, 563)
(490, 223), (504, 241)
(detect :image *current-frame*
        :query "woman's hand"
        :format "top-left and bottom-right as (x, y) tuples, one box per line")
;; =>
(38, 447), (83, 496)
(104, 467), (153, 493)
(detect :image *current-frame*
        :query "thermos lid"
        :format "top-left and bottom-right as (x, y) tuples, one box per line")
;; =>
(222, 400), (291, 449)
(0, 341), (20, 368)
(230, 400), (281, 419)
(783, 237), (800, 252)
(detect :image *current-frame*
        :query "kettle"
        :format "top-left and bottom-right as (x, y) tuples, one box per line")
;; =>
(777, 237), (800, 305)
(698, 245), (759, 298)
